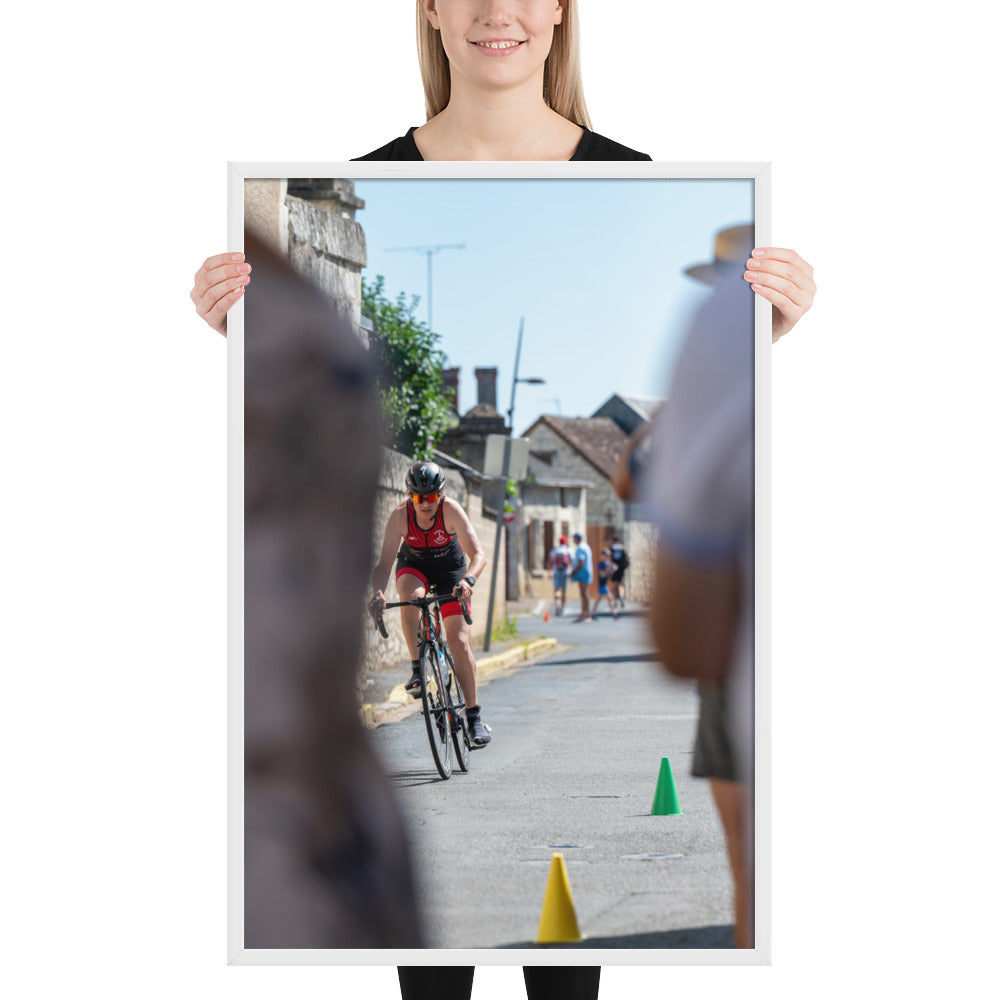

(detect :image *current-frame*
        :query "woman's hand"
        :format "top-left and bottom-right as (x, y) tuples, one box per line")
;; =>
(190, 252), (252, 337)
(744, 247), (816, 343)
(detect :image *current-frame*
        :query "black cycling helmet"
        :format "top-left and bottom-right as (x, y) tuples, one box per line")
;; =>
(406, 461), (445, 495)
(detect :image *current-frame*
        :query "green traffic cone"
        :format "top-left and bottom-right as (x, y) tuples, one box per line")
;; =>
(650, 757), (682, 815)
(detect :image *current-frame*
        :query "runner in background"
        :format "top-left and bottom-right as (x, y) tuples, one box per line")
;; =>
(548, 533), (572, 616)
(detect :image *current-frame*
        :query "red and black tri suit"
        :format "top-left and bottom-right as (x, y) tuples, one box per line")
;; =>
(395, 500), (469, 619)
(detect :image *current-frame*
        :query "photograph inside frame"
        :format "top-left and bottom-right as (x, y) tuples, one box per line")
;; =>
(240, 172), (759, 956)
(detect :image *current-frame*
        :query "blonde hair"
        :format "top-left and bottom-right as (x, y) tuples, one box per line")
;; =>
(415, 1), (592, 129)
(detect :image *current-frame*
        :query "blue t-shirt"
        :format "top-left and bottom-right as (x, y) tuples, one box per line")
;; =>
(571, 542), (593, 583)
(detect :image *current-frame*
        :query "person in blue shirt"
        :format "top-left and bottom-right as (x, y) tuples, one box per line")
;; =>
(570, 531), (594, 622)
(594, 548), (619, 619)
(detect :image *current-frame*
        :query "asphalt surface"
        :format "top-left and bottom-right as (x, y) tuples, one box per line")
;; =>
(367, 601), (735, 949)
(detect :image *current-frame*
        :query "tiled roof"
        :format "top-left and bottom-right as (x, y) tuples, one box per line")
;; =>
(524, 415), (628, 481)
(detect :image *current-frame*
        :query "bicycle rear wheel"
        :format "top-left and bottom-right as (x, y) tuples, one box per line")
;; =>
(420, 642), (452, 779)
(443, 645), (470, 773)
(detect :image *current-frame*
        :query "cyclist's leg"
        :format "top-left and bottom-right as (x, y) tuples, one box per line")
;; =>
(395, 569), (428, 662)
(441, 610), (477, 709)
(523, 967), (601, 1000)
(398, 967), (474, 1000)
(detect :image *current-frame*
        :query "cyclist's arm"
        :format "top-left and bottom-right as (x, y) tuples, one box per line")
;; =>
(443, 499), (487, 582)
(371, 504), (405, 597)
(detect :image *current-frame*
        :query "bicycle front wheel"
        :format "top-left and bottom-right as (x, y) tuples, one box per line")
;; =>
(443, 645), (470, 773)
(420, 642), (452, 779)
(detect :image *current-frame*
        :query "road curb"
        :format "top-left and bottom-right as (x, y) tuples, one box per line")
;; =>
(477, 636), (558, 679)
(360, 636), (559, 729)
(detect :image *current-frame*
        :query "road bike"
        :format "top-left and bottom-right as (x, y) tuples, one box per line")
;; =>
(371, 587), (472, 780)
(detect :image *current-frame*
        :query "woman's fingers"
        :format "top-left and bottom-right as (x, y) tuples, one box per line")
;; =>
(190, 252), (251, 337)
(749, 246), (814, 278)
(744, 247), (816, 342)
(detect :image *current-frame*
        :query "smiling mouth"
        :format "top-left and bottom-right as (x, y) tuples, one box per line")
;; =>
(471, 39), (526, 51)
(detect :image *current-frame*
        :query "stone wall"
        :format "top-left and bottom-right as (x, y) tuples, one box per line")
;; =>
(622, 520), (658, 604)
(286, 195), (367, 334)
(361, 448), (506, 673)
(244, 179), (288, 256)
(244, 178), (368, 344)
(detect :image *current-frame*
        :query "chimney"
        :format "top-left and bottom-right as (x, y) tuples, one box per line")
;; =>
(442, 367), (460, 412)
(474, 367), (498, 409)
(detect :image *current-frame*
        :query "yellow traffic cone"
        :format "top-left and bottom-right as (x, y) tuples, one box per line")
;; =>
(535, 853), (584, 943)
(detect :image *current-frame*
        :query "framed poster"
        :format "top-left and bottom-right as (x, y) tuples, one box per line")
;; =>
(228, 162), (771, 966)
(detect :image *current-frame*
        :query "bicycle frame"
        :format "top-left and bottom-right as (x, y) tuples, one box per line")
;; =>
(372, 586), (471, 778)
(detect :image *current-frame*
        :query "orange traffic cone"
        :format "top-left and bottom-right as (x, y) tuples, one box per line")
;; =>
(544, 609), (550, 622)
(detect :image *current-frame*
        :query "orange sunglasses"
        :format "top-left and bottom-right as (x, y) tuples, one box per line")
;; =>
(411, 492), (441, 505)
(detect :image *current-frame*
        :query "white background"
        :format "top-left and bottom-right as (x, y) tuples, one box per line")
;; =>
(3, 2), (997, 997)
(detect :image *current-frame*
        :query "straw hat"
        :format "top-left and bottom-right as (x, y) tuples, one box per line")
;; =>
(684, 223), (755, 284)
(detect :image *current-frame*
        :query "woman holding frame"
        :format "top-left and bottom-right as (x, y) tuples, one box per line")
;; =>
(191, 1), (815, 337)
(203, 0), (816, 984)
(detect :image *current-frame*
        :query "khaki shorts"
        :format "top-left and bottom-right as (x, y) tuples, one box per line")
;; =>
(691, 680), (737, 782)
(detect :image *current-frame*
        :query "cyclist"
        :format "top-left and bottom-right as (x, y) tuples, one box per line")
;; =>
(371, 461), (491, 747)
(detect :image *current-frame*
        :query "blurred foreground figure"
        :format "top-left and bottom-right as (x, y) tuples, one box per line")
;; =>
(646, 242), (757, 949)
(243, 234), (424, 947)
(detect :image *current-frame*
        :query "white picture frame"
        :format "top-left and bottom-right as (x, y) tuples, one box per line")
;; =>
(228, 161), (772, 967)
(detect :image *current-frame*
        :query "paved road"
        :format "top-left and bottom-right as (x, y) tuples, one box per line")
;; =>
(368, 603), (735, 949)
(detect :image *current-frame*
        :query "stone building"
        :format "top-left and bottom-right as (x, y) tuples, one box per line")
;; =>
(519, 454), (591, 599)
(521, 402), (663, 604)
(434, 373), (669, 604)
(521, 415), (630, 535)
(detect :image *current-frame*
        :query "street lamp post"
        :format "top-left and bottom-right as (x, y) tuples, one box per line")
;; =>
(483, 318), (545, 652)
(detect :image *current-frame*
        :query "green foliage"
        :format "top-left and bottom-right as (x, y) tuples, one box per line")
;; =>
(491, 614), (519, 643)
(362, 275), (456, 460)
(504, 478), (518, 515)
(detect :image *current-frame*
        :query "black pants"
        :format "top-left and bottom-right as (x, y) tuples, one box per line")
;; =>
(398, 967), (600, 1000)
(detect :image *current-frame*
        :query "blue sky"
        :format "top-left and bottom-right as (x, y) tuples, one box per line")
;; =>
(350, 177), (752, 435)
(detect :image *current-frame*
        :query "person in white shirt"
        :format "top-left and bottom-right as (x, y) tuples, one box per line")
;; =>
(647, 241), (757, 948)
